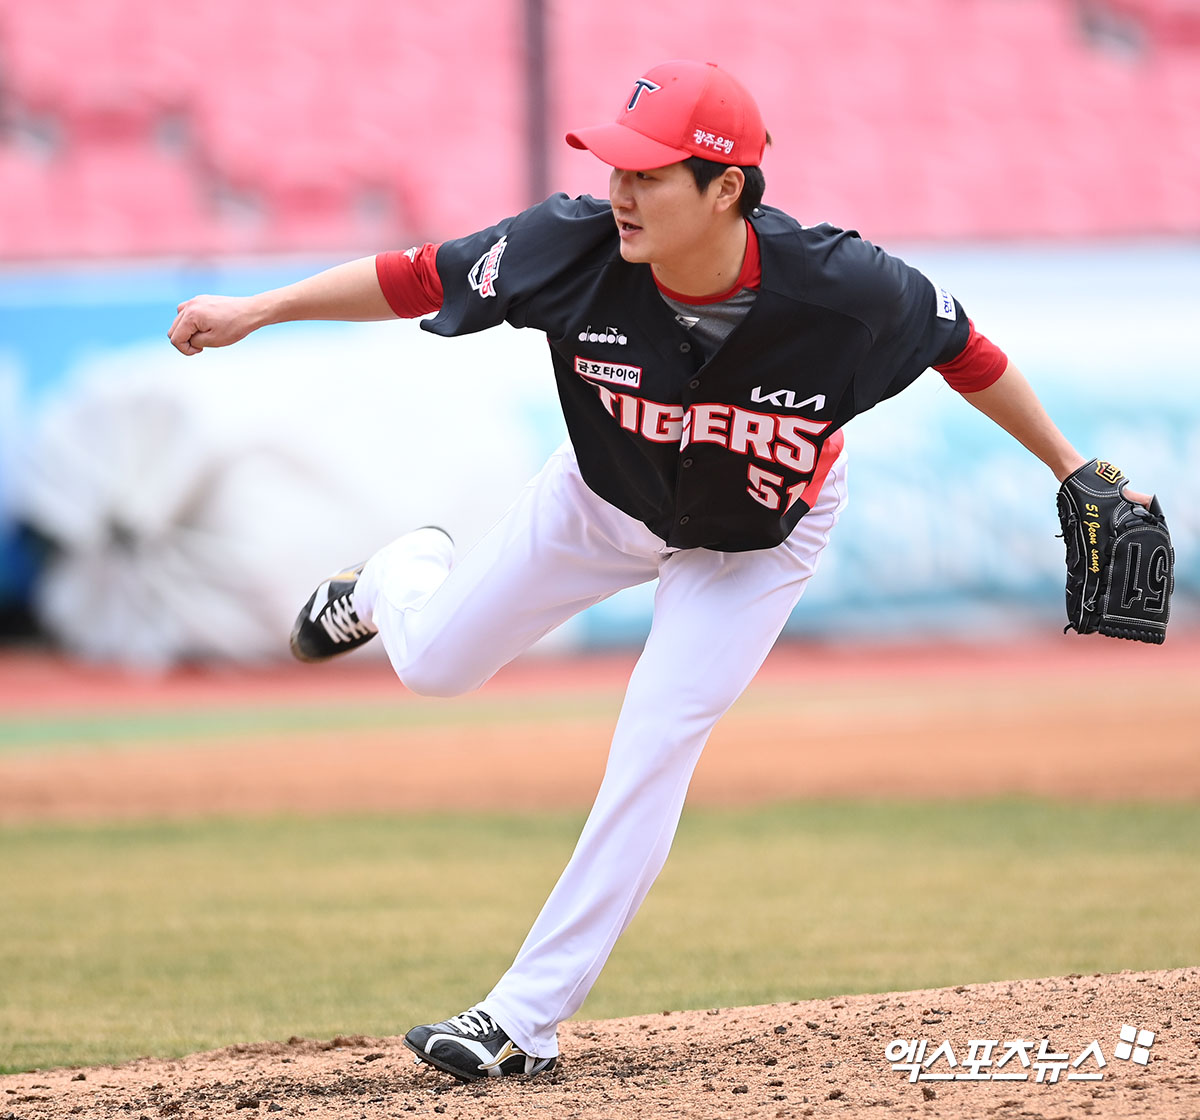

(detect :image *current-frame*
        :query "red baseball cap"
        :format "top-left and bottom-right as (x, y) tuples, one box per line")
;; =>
(566, 60), (766, 170)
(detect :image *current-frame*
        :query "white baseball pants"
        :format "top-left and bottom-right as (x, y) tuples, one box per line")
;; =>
(352, 442), (847, 1058)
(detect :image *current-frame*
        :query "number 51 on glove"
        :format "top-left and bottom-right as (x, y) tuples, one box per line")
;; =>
(1056, 459), (1174, 644)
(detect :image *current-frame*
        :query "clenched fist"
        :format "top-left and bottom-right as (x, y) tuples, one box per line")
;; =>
(168, 294), (264, 355)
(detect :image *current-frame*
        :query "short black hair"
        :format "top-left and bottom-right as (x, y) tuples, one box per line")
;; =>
(681, 132), (771, 218)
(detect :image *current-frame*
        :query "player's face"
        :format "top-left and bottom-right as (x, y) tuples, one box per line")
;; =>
(608, 163), (733, 269)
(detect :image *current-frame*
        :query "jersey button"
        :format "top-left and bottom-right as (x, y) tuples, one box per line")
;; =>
(688, 378), (700, 389)
(679, 515), (691, 525)
(679, 342), (691, 353)
(682, 458), (694, 468)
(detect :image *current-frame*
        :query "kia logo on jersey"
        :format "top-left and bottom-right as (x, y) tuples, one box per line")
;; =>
(468, 236), (508, 299)
(750, 386), (827, 412)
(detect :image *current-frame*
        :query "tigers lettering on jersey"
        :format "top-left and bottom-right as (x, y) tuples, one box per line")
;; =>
(468, 236), (508, 298)
(589, 383), (830, 473)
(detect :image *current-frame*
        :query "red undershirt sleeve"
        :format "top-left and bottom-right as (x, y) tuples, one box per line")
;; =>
(375, 244), (445, 318)
(933, 320), (1009, 393)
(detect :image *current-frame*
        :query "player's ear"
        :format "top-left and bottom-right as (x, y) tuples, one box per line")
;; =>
(712, 167), (745, 213)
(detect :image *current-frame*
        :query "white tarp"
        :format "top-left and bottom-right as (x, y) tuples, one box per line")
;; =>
(16, 319), (563, 667)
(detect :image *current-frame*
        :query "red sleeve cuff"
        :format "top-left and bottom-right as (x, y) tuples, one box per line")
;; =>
(375, 244), (444, 318)
(934, 320), (1009, 393)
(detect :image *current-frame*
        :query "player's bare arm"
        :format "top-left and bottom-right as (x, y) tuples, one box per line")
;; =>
(168, 256), (395, 356)
(959, 361), (1152, 505)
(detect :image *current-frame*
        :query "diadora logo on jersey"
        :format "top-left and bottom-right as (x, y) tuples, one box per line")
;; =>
(750, 386), (827, 412)
(577, 324), (627, 345)
(627, 78), (661, 110)
(931, 282), (956, 321)
(468, 235), (508, 299)
(575, 355), (642, 388)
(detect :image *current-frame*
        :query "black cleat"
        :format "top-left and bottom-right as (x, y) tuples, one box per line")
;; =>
(404, 1007), (556, 1082)
(289, 562), (376, 662)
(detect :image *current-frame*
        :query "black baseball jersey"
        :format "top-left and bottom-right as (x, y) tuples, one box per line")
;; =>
(424, 194), (969, 552)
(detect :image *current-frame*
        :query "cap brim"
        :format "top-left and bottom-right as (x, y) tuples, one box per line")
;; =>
(565, 123), (688, 170)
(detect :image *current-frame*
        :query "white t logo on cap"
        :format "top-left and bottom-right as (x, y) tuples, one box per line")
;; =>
(626, 78), (661, 111)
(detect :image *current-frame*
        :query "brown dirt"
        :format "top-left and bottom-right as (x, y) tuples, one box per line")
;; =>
(2, 635), (1198, 1117)
(3, 633), (1199, 821)
(2, 971), (1197, 1119)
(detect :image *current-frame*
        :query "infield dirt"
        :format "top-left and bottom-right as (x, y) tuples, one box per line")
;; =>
(2, 971), (1196, 1119)
(3, 634), (1199, 820)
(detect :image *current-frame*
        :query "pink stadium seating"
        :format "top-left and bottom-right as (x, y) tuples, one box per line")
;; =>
(0, 143), (210, 258)
(0, 149), (60, 259)
(54, 142), (217, 257)
(1108, 0), (1200, 46)
(0, 0), (1196, 260)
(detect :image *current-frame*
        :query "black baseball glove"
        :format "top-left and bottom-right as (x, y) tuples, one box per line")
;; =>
(1056, 459), (1174, 644)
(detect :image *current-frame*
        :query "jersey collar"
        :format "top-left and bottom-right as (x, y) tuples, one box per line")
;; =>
(651, 220), (762, 306)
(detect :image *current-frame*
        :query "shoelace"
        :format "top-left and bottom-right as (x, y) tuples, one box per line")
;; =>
(444, 1007), (501, 1038)
(320, 593), (371, 643)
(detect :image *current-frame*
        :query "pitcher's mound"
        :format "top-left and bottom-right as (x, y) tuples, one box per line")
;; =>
(3, 968), (1195, 1119)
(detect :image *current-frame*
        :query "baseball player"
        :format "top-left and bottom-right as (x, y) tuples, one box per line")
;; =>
(169, 60), (1157, 1082)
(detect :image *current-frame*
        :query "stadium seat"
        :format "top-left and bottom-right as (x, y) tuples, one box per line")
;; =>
(48, 142), (218, 258)
(1108, 0), (1200, 46)
(1, 0), (1198, 260)
(0, 149), (64, 258)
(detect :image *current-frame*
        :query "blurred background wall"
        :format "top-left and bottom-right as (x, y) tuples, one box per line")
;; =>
(1, 0), (1197, 665)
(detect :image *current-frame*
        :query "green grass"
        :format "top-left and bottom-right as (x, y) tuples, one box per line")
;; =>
(1, 800), (1197, 1073)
